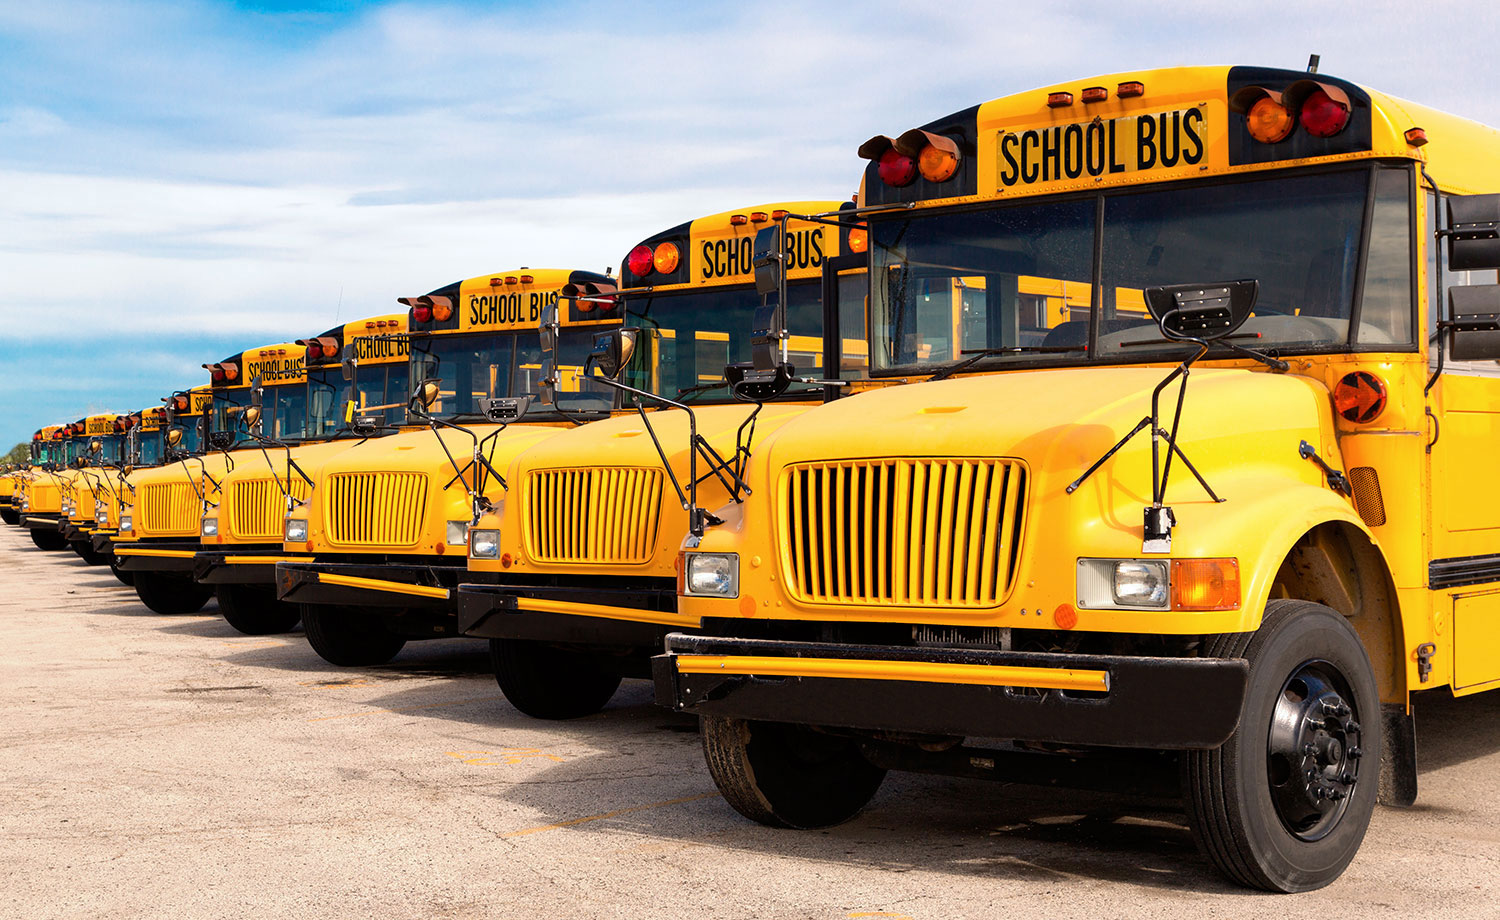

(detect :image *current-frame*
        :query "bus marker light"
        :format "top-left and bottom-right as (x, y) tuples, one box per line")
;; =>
(1298, 87), (1349, 137)
(750, 211), (769, 223)
(1405, 127), (1428, 147)
(1046, 92), (1073, 108)
(729, 214), (749, 226)
(653, 242), (680, 274)
(848, 225), (868, 254)
(877, 148), (917, 187)
(1171, 558), (1240, 611)
(504, 276), (518, 285)
(520, 274), (534, 284)
(1116, 81), (1144, 98)
(627, 244), (655, 276)
(771, 209), (789, 220)
(1054, 603), (1078, 630)
(1247, 96), (1294, 143)
(1081, 86), (1108, 103)
(1333, 371), (1387, 424)
(490, 277), (503, 286)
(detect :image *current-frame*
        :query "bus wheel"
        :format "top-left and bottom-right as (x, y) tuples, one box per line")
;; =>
(72, 541), (110, 566)
(133, 573), (214, 615)
(1183, 599), (1380, 892)
(300, 605), (405, 666)
(0, 508), (18, 525)
(30, 529), (69, 551)
(701, 716), (886, 829)
(216, 584), (301, 635)
(109, 557), (134, 586)
(489, 638), (622, 719)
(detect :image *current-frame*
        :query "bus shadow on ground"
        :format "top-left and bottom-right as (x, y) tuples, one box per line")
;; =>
(214, 634), (498, 682)
(1411, 688), (1500, 772)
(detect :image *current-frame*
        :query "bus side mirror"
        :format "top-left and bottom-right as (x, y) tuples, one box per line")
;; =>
(585, 328), (638, 380)
(1447, 286), (1500, 360)
(166, 428), (183, 447)
(1448, 194), (1500, 271)
(1144, 280), (1258, 341)
(753, 226), (783, 296)
(250, 376), (264, 408)
(538, 301), (559, 405)
(342, 344), (357, 383)
(89, 440), (102, 454)
(242, 405), (263, 430)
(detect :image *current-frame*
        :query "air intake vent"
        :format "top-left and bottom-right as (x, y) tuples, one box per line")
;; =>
(1348, 466), (1386, 527)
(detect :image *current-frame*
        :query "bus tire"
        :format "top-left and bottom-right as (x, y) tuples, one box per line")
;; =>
(216, 584), (301, 635)
(488, 638), (622, 719)
(30, 528), (69, 551)
(0, 508), (18, 525)
(133, 572), (214, 615)
(72, 541), (110, 566)
(300, 605), (405, 666)
(109, 556), (134, 586)
(1183, 599), (1380, 893)
(701, 716), (886, 829)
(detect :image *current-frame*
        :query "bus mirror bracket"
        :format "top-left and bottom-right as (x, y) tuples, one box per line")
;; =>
(1446, 194), (1500, 271)
(480, 396), (532, 423)
(538, 301), (559, 405)
(341, 344), (358, 383)
(1067, 281), (1260, 552)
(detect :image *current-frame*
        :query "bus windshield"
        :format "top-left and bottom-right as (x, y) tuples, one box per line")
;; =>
(871, 166), (1413, 374)
(210, 392), (249, 447)
(411, 328), (612, 420)
(617, 278), (832, 403)
(137, 431), (164, 467)
(307, 367), (352, 439)
(352, 361), (411, 428)
(94, 435), (125, 465)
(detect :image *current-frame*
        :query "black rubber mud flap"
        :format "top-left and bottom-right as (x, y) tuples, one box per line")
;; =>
(1378, 703), (1418, 807)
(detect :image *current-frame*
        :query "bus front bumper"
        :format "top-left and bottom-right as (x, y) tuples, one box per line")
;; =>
(653, 634), (1249, 750)
(195, 547), (312, 586)
(276, 561), (460, 609)
(63, 522), (95, 542)
(21, 513), (62, 530)
(457, 582), (696, 646)
(113, 541), (201, 574)
(91, 532), (119, 555)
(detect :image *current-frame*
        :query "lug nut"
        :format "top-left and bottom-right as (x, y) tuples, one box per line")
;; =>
(1348, 746), (1362, 759)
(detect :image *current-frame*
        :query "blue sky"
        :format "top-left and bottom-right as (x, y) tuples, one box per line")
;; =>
(2, 0), (1498, 446)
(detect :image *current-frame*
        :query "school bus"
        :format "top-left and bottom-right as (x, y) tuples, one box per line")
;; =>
(193, 314), (410, 635)
(114, 346), (306, 615)
(85, 404), (172, 583)
(60, 412), (133, 564)
(274, 268), (618, 666)
(20, 422), (91, 550)
(454, 202), (867, 718)
(645, 66), (1500, 892)
(2, 429), (54, 527)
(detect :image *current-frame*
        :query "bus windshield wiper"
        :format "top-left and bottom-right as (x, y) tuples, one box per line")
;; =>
(928, 344), (1087, 382)
(676, 380), (729, 401)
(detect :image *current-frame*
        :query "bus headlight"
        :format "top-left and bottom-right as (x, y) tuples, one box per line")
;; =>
(446, 520), (470, 546)
(1077, 558), (1168, 609)
(119, 514), (132, 533)
(469, 529), (500, 559)
(284, 518), (308, 543)
(200, 517), (218, 538)
(96, 510), (109, 526)
(682, 553), (738, 597)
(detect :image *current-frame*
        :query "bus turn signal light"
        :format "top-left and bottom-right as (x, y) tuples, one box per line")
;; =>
(1172, 558), (1240, 611)
(847, 225), (868, 254)
(627, 244), (655, 276)
(653, 241), (680, 274)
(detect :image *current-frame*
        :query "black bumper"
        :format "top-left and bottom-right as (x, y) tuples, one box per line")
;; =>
(22, 513), (61, 530)
(195, 546), (303, 586)
(113, 540), (201, 574)
(653, 634), (1249, 750)
(63, 522), (94, 543)
(276, 560), (461, 610)
(91, 532), (117, 555)
(457, 582), (680, 646)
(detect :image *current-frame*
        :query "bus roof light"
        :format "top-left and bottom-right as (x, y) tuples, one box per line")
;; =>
(490, 277), (503, 286)
(1246, 95), (1295, 143)
(876, 148), (917, 187)
(897, 128), (960, 183)
(653, 242), (680, 274)
(627, 244), (655, 277)
(412, 303), (432, 323)
(729, 214), (749, 226)
(1047, 92), (1073, 108)
(750, 211), (769, 223)
(1117, 81), (1145, 98)
(848, 225), (868, 254)
(504, 276), (518, 285)
(1405, 127), (1428, 147)
(1080, 86), (1108, 103)
(771, 209), (789, 220)
(1298, 86), (1350, 137)
(431, 296), (454, 321)
(519, 274), (534, 284)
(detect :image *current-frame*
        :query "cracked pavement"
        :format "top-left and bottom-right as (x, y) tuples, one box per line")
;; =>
(2, 525), (1499, 918)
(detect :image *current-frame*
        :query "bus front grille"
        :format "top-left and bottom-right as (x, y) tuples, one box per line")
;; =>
(140, 482), (201, 535)
(523, 468), (664, 565)
(778, 458), (1027, 608)
(228, 478), (309, 541)
(323, 472), (427, 548)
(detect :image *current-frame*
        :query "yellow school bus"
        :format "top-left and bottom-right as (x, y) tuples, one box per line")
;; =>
(275, 268), (618, 666)
(17, 425), (74, 548)
(60, 412), (133, 565)
(193, 313), (409, 635)
(650, 65), (1500, 891)
(455, 202), (867, 718)
(114, 344), (309, 615)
